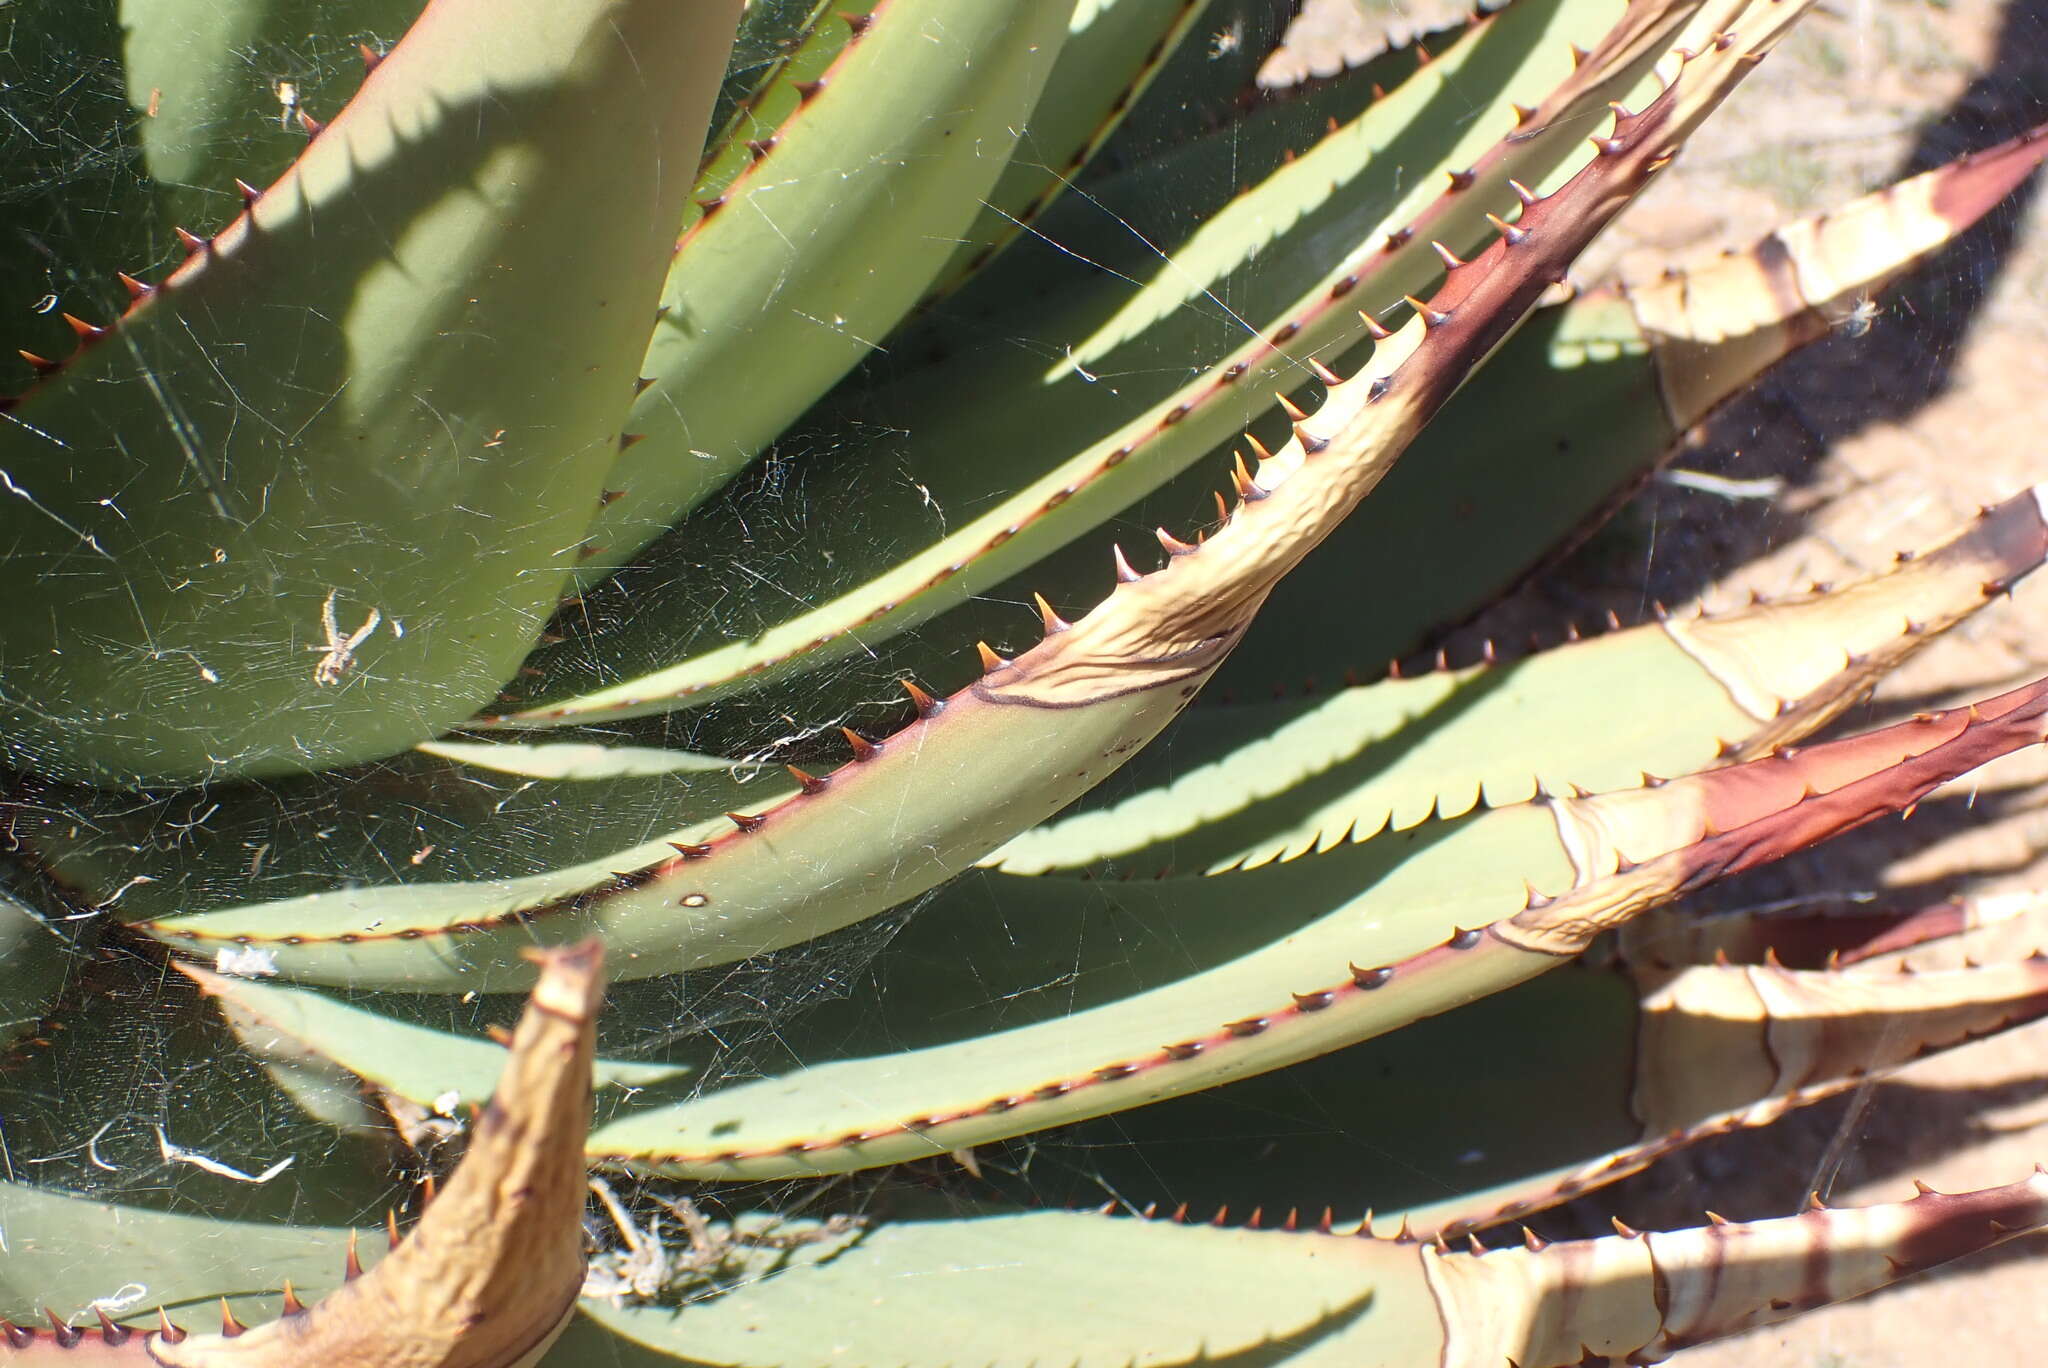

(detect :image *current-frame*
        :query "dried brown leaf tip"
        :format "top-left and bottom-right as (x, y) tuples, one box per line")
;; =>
(118, 940), (601, 1367)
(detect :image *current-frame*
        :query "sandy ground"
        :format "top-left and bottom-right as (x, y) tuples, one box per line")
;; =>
(1283, 0), (2048, 1360)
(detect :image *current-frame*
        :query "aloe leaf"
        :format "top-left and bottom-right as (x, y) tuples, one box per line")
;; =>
(1209, 122), (2048, 693)
(178, 961), (686, 1126)
(120, 0), (1788, 994)
(121, 0), (1805, 993)
(1, 0), (421, 388)
(1403, 1171), (2048, 1368)
(0, 1181), (363, 1333)
(0, 0), (741, 786)
(577, 1209), (1382, 1368)
(931, 0), (1214, 292)
(695, 0), (840, 178)
(20, 739), (791, 990)
(577, 0), (1075, 579)
(121, 0), (428, 223)
(0, 941), (601, 1367)
(1044, 939), (2048, 1237)
(990, 488), (2048, 875)
(501, 0), (1701, 725)
(587, 667), (2048, 1177)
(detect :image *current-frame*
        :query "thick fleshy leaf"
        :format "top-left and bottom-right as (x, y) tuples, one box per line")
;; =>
(1209, 120), (2048, 694)
(129, 0), (1782, 990)
(1407, 1170), (2048, 1367)
(500, 0), (1701, 724)
(577, 1209), (1383, 1368)
(1007, 937), (2048, 1234)
(932, 0), (1213, 291)
(0, 1182), (364, 1335)
(577, 0), (1074, 578)
(587, 660), (2048, 1178)
(0, 0), (740, 785)
(121, 0), (428, 227)
(991, 487), (2048, 875)
(0, 940), (601, 1367)
(178, 961), (686, 1128)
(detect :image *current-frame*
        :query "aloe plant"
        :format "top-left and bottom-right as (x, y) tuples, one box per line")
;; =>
(2, 0), (2047, 1363)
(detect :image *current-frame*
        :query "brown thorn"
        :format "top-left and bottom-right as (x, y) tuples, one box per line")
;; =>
(1112, 544), (1142, 583)
(219, 1300), (245, 1337)
(668, 841), (713, 859)
(792, 78), (828, 102)
(1704, 1210), (1730, 1226)
(1156, 526), (1197, 556)
(1510, 102), (1537, 126)
(1523, 1227), (1549, 1251)
(1486, 211), (1530, 245)
(280, 1282), (306, 1315)
(1307, 357), (1342, 384)
(173, 226), (209, 254)
(1403, 294), (1449, 328)
(359, 42), (384, 74)
(786, 764), (829, 796)
(1804, 1191), (1827, 1212)
(900, 678), (944, 717)
(725, 810), (766, 833)
(234, 178), (262, 208)
(345, 1229), (364, 1280)
(974, 641), (1008, 673)
(1507, 178), (1537, 206)
(1231, 453), (1265, 501)
(1276, 394), (1308, 421)
(1032, 592), (1070, 634)
(17, 350), (56, 373)
(1359, 310), (1392, 340)
(116, 272), (153, 301)
(157, 1310), (186, 1343)
(841, 726), (879, 761)
(295, 109), (325, 138)
(1611, 1217), (1640, 1238)
(1244, 432), (1274, 462)
(62, 313), (105, 342)
(1431, 240), (1464, 269)
(386, 1209), (402, 1249)
(43, 1310), (78, 1347)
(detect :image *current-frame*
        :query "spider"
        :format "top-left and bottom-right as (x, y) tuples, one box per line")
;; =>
(311, 589), (380, 685)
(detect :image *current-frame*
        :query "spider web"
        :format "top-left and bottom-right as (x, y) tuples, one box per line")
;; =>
(0, 0), (2046, 1345)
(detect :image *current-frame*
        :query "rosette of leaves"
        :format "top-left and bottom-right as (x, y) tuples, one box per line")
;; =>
(3, 0), (2048, 1364)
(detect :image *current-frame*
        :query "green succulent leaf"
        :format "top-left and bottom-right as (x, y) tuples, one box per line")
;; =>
(1211, 120), (2048, 692)
(0, 0), (741, 786)
(0, 1181), (363, 1328)
(577, 1209), (1386, 1368)
(499, 0), (1697, 725)
(179, 961), (687, 1125)
(586, 663), (2048, 1178)
(932, 0), (1213, 293)
(992, 488), (2048, 875)
(578, 0), (1075, 579)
